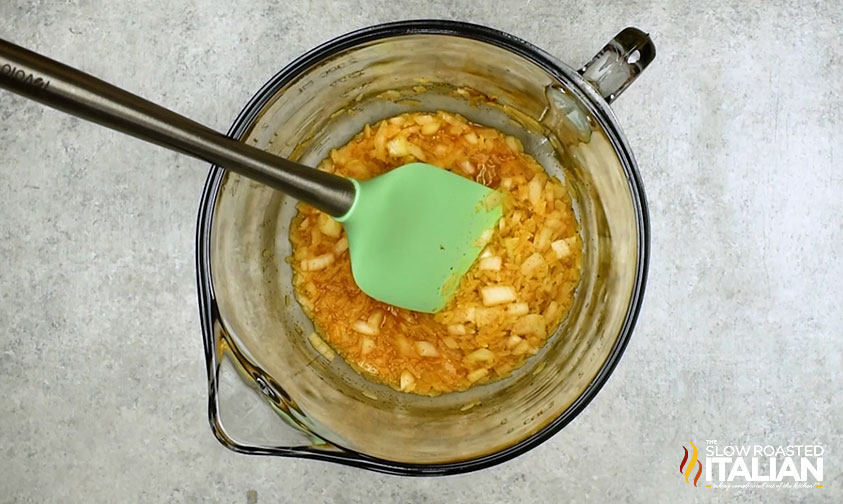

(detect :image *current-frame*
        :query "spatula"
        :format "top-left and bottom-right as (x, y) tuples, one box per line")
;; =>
(0, 38), (501, 313)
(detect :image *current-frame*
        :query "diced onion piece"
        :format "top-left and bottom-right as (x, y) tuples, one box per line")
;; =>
(474, 228), (494, 247)
(400, 370), (415, 391)
(415, 341), (439, 357)
(520, 253), (545, 276)
(301, 253), (334, 271)
(480, 285), (517, 306)
(551, 239), (571, 259)
(459, 159), (475, 175)
(442, 336), (460, 349)
(478, 256), (502, 271)
(308, 332), (334, 361)
(500, 177), (513, 190)
(484, 190), (503, 211)
(361, 337), (376, 355)
(407, 142), (426, 160)
(511, 314), (547, 338)
(352, 320), (377, 336)
(367, 311), (384, 333)
(447, 324), (467, 336)
(464, 132), (478, 144)
(512, 339), (532, 355)
(374, 122), (388, 158)
(414, 114), (435, 125)
(474, 307), (501, 327)
(507, 335), (523, 348)
(506, 302), (529, 316)
(510, 210), (523, 226)
(465, 348), (495, 362)
(421, 120), (441, 135)
(333, 237), (349, 254)
(317, 160), (334, 173)
(318, 214), (342, 238)
(505, 135), (523, 153)
(386, 136), (409, 157)
(528, 175), (544, 207)
(535, 227), (553, 251)
(543, 301), (560, 322)
(413, 114), (434, 126)
(467, 368), (489, 383)
(479, 247), (493, 259)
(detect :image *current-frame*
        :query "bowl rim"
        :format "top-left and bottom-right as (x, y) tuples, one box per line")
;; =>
(195, 19), (650, 475)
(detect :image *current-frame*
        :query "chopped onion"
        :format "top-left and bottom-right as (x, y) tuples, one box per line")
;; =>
(352, 320), (377, 336)
(551, 239), (571, 259)
(407, 142), (426, 160)
(535, 227), (553, 251)
(465, 348), (495, 362)
(442, 336), (460, 349)
(505, 135), (523, 153)
(301, 253), (334, 271)
(528, 175), (544, 207)
(308, 332), (334, 361)
(511, 314), (547, 338)
(500, 177), (513, 190)
(447, 324), (466, 336)
(474, 307), (501, 327)
(400, 370), (415, 391)
(520, 253), (545, 276)
(413, 114), (435, 125)
(474, 228), (494, 247)
(415, 341), (439, 357)
(464, 132), (478, 144)
(421, 120), (441, 135)
(459, 159), (475, 175)
(506, 335), (523, 348)
(367, 311), (384, 333)
(318, 214), (342, 238)
(506, 302), (529, 316)
(387, 136), (409, 157)
(480, 285), (516, 306)
(512, 339), (531, 356)
(333, 237), (349, 254)
(478, 256), (502, 271)
(484, 190), (503, 211)
(361, 337), (376, 355)
(543, 301), (560, 322)
(467, 368), (489, 383)
(479, 247), (493, 259)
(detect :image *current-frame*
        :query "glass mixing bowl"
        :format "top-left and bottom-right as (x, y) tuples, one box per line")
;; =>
(195, 20), (653, 475)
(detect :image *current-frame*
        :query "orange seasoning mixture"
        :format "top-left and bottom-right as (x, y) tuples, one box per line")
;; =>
(290, 111), (582, 396)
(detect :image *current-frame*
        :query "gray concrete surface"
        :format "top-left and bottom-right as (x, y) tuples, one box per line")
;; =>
(1, 1), (841, 502)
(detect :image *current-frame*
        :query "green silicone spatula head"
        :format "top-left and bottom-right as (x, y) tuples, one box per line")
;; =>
(0, 39), (501, 312)
(337, 163), (502, 313)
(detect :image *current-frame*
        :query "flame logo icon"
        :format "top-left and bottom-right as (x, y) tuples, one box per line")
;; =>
(680, 441), (703, 487)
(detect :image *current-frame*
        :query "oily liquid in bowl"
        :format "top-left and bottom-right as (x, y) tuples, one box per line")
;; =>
(290, 111), (583, 396)
(209, 34), (639, 464)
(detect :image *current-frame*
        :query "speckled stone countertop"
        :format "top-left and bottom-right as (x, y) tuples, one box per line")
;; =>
(1, 1), (841, 502)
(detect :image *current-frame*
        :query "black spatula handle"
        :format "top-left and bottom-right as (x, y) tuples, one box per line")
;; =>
(0, 37), (355, 217)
